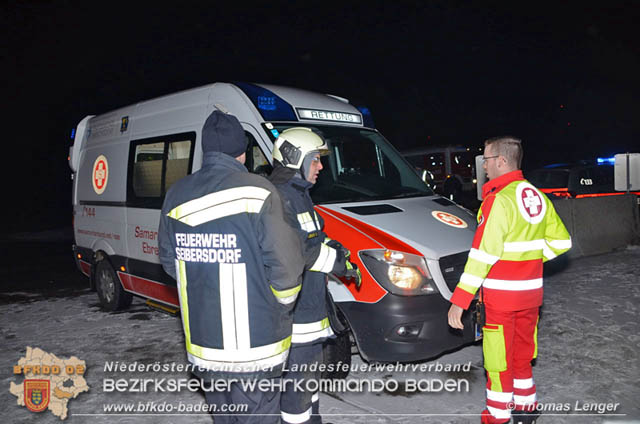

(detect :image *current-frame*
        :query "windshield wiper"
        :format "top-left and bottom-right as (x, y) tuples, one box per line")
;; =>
(387, 191), (431, 199)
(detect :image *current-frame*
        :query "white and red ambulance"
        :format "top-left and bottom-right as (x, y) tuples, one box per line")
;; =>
(69, 82), (480, 365)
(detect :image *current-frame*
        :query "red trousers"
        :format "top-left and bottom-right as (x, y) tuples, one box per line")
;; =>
(481, 307), (539, 424)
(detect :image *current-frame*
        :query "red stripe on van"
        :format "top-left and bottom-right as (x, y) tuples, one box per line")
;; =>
(315, 206), (387, 303)
(315, 206), (423, 256)
(118, 272), (180, 307)
(79, 260), (92, 277)
(315, 205), (423, 304)
(575, 191), (640, 198)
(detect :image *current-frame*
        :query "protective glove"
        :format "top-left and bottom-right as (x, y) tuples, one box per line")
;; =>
(330, 247), (347, 275)
(344, 260), (362, 288)
(325, 238), (350, 259)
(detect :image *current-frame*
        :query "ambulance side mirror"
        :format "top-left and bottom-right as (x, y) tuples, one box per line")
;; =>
(475, 155), (486, 201)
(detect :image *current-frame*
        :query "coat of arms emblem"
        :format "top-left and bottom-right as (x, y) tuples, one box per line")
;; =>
(24, 380), (50, 413)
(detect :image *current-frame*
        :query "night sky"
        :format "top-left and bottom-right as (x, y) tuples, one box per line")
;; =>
(3, 1), (639, 233)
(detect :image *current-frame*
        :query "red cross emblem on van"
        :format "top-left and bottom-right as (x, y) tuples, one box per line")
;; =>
(92, 155), (109, 194)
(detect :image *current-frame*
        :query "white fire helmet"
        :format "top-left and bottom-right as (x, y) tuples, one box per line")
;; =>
(272, 127), (329, 170)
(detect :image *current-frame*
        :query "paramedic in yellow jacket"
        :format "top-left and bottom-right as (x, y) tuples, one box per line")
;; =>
(448, 136), (571, 424)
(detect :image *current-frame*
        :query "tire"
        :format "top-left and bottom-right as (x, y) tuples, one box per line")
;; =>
(322, 332), (352, 380)
(95, 259), (132, 311)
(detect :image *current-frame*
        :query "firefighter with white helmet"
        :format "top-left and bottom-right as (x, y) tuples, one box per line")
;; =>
(272, 127), (327, 181)
(270, 127), (360, 424)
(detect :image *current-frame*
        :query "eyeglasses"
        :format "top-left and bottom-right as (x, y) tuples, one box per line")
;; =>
(482, 155), (499, 163)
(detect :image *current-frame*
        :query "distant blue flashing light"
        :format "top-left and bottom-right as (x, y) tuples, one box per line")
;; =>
(70, 128), (76, 140)
(356, 105), (375, 128)
(234, 82), (297, 121)
(543, 163), (570, 169)
(597, 157), (615, 165)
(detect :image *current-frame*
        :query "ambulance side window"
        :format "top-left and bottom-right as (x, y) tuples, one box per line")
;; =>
(127, 132), (195, 208)
(132, 141), (164, 197)
(165, 140), (191, 191)
(244, 132), (272, 177)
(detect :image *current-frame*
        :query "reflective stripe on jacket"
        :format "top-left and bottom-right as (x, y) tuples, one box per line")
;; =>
(159, 152), (304, 377)
(451, 170), (571, 311)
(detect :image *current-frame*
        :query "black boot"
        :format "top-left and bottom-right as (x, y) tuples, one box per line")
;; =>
(512, 410), (540, 424)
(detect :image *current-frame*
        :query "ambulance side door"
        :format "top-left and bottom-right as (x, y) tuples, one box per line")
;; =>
(124, 132), (196, 284)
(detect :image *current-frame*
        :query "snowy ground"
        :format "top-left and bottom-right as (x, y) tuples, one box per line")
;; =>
(1, 238), (639, 423)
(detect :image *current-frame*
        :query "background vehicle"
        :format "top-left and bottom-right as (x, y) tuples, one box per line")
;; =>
(69, 82), (479, 372)
(526, 158), (640, 199)
(402, 145), (479, 201)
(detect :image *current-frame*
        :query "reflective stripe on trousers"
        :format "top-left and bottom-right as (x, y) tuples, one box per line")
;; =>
(281, 343), (323, 424)
(482, 307), (539, 423)
(292, 318), (334, 344)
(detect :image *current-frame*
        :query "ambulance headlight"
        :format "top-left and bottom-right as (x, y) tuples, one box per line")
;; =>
(359, 250), (438, 296)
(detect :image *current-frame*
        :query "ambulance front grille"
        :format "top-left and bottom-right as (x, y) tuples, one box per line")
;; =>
(438, 251), (469, 292)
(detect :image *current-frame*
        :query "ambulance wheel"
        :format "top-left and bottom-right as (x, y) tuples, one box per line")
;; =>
(322, 332), (352, 380)
(95, 260), (132, 311)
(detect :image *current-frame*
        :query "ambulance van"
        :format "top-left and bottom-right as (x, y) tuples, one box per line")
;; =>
(69, 82), (480, 365)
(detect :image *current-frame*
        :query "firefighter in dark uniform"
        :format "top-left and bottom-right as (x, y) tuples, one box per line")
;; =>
(159, 110), (304, 424)
(269, 127), (361, 424)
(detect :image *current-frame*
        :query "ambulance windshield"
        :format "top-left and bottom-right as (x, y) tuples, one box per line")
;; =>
(272, 124), (434, 204)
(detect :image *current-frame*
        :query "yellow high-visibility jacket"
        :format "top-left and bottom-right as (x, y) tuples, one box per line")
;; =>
(451, 170), (571, 311)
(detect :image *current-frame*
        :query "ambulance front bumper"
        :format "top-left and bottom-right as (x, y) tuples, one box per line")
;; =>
(340, 294), (479, 363)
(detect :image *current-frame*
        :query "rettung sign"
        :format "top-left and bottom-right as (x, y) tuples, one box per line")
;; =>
(297, 108), (362, 124)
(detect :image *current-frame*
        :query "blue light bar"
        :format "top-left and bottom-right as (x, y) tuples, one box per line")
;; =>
(258, 95), (276, 111)
(234, 82), (297, 121)
(356, 106), (375, 128)
(597, 157), (615, 165)
(70, 128), (76, 139)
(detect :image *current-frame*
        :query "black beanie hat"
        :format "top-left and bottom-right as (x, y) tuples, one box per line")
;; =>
(202, 110), (247, 157)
